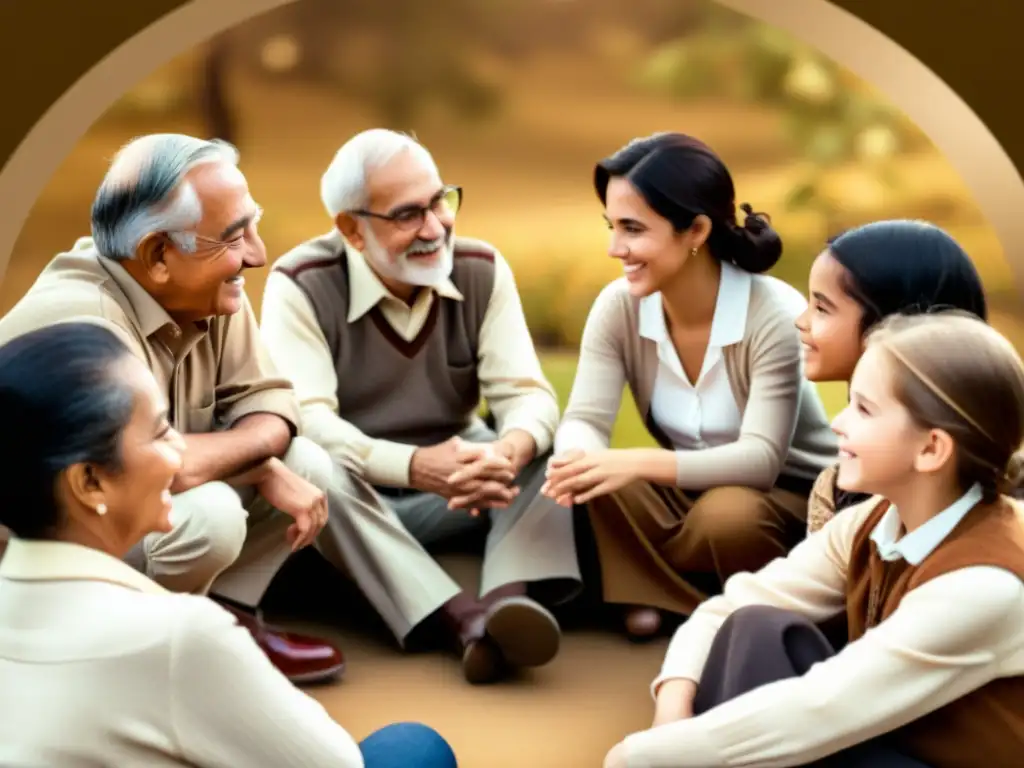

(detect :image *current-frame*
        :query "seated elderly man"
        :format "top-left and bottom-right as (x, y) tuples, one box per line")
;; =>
(0, 133), (344, 685)
(260, 129), (582, 684)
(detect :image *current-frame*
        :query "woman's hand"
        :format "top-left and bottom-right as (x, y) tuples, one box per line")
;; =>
(541, 449), (641, 505)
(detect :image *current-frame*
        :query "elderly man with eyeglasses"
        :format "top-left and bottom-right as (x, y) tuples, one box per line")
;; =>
(260, 129), (582, 684)
(0, 133), (346, 686)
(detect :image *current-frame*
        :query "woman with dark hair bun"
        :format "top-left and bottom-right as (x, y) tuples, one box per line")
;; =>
(797, 219), (989, 534)
(0, 323), (457, 768)
(543, 133), (838, 638)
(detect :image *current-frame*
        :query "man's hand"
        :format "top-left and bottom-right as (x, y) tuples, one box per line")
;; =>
(445, 440), (522, 514)
(541, 448), (641, 506)
(254, 458), (328, 551)
(651, 679), (697, 727)
(410, 438), (517, 515)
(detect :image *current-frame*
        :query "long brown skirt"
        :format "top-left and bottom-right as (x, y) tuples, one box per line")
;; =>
(586, 478), (810, 616)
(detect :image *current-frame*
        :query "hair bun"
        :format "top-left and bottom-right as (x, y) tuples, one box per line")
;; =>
(739, 202), (771, 234)
(999, 449), (1024, 497)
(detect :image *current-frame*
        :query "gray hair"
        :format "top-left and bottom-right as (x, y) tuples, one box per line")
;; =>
(320, 129), (439, 219)
(90, 133), (240, 261)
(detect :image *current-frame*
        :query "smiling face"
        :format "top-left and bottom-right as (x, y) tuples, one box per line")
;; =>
(830, 344), (939, 499)
(63, 354), (186, 557)
(602, 177), (709, 298)
(341, 150), (457, 292)
(795, 249), (866, 382)
(135, 161), (267, 323)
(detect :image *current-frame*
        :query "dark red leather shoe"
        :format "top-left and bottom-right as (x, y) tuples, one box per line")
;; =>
(213, 599), (345, 685)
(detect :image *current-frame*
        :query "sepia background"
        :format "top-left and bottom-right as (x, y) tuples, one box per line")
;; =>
(3, 2), (1020, 762)
(5, 0), (1019, 448)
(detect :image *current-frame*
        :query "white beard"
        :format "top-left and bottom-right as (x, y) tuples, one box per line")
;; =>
(361, 228), (454, 287)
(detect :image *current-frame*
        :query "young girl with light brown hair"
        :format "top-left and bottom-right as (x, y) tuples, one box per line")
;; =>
(605, 311), (1024, 768)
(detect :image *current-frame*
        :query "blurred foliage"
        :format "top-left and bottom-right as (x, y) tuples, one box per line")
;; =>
(637, 6), (928, 237)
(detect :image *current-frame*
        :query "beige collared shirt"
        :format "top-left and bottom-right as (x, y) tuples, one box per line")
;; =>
(624, 491), (1024, 767)
(0, 537), (363, 767)
(0, 237), (299, 435)
(260, 242), (560, 487)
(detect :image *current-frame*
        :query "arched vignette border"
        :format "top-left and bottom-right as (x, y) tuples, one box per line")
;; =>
(0, 0), (1022, 303)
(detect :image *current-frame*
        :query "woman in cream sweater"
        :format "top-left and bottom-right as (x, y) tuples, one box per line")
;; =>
(0, 322), (457, 768)
(542, 132), (837, 638)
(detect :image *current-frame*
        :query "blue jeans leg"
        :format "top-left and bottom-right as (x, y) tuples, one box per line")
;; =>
(358, 722), (458, 768)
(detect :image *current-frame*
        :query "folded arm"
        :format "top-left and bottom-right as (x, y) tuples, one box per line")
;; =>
(260, 271), (416, 487)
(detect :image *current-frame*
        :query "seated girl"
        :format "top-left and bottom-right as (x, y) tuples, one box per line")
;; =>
(543, 132), (837, 638)
(0, 322), (457, 768)
(606, 311), (1024, 768)
(797, 220), (988, 534)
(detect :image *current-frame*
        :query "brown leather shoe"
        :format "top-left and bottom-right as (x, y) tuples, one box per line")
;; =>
(214, 600), (345, 685)
(482, 596), (561, 670)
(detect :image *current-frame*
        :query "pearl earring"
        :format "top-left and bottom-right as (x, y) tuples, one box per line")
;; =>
(96, 503), (107, 516)
(691, 248), (698, 257)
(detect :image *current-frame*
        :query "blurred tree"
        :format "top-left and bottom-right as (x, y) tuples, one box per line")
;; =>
(226, 0), (725, 128)
(636, 5), (926, 238)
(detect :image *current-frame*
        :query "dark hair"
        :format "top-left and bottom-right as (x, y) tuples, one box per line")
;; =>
(595, 132), (783, 273)
(0, 323), (137, 539)
(828, 220), (988, 333)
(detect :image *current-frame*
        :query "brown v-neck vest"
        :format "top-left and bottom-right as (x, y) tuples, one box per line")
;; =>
(846, 498), (1024, 768)
(273, 233), (495, 447)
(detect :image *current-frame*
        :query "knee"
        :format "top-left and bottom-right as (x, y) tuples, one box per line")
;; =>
(361, 722), (456, 768)
(176, 482), (248, 568)
(688, 486), (771, 548)
(722, 604), (792, 635)
(280, 436), (335, 492)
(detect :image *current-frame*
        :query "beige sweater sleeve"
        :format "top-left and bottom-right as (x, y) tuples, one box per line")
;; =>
(553, 281), (630, 455)
(670, 284), (808, 491)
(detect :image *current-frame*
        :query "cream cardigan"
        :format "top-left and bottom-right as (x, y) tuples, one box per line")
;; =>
(555, 276), (838, 490)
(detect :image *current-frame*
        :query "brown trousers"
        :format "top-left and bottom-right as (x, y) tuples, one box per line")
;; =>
(587, 479), (810, 615)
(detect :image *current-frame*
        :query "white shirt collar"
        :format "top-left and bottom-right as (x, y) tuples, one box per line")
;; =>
(870, 483), (984, 565)
(0, 537), (167, 595)
(639, 261), (751, 346)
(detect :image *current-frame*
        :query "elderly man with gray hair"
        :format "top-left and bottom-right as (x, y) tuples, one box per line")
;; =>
(260, 129), (582, 684)
(0, 133), (346, 685)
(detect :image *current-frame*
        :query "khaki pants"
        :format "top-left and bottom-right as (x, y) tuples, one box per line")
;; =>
(124, 436), (331, 608)
(587, 479), (810, 616)
(317, 422), (583, 646)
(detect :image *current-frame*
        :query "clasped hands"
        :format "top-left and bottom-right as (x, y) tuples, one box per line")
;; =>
(540, 448), (640, 507)
(410, 436), (523, 516)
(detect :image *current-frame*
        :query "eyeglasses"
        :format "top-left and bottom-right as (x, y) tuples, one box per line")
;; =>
(349, 185), (462, 232)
